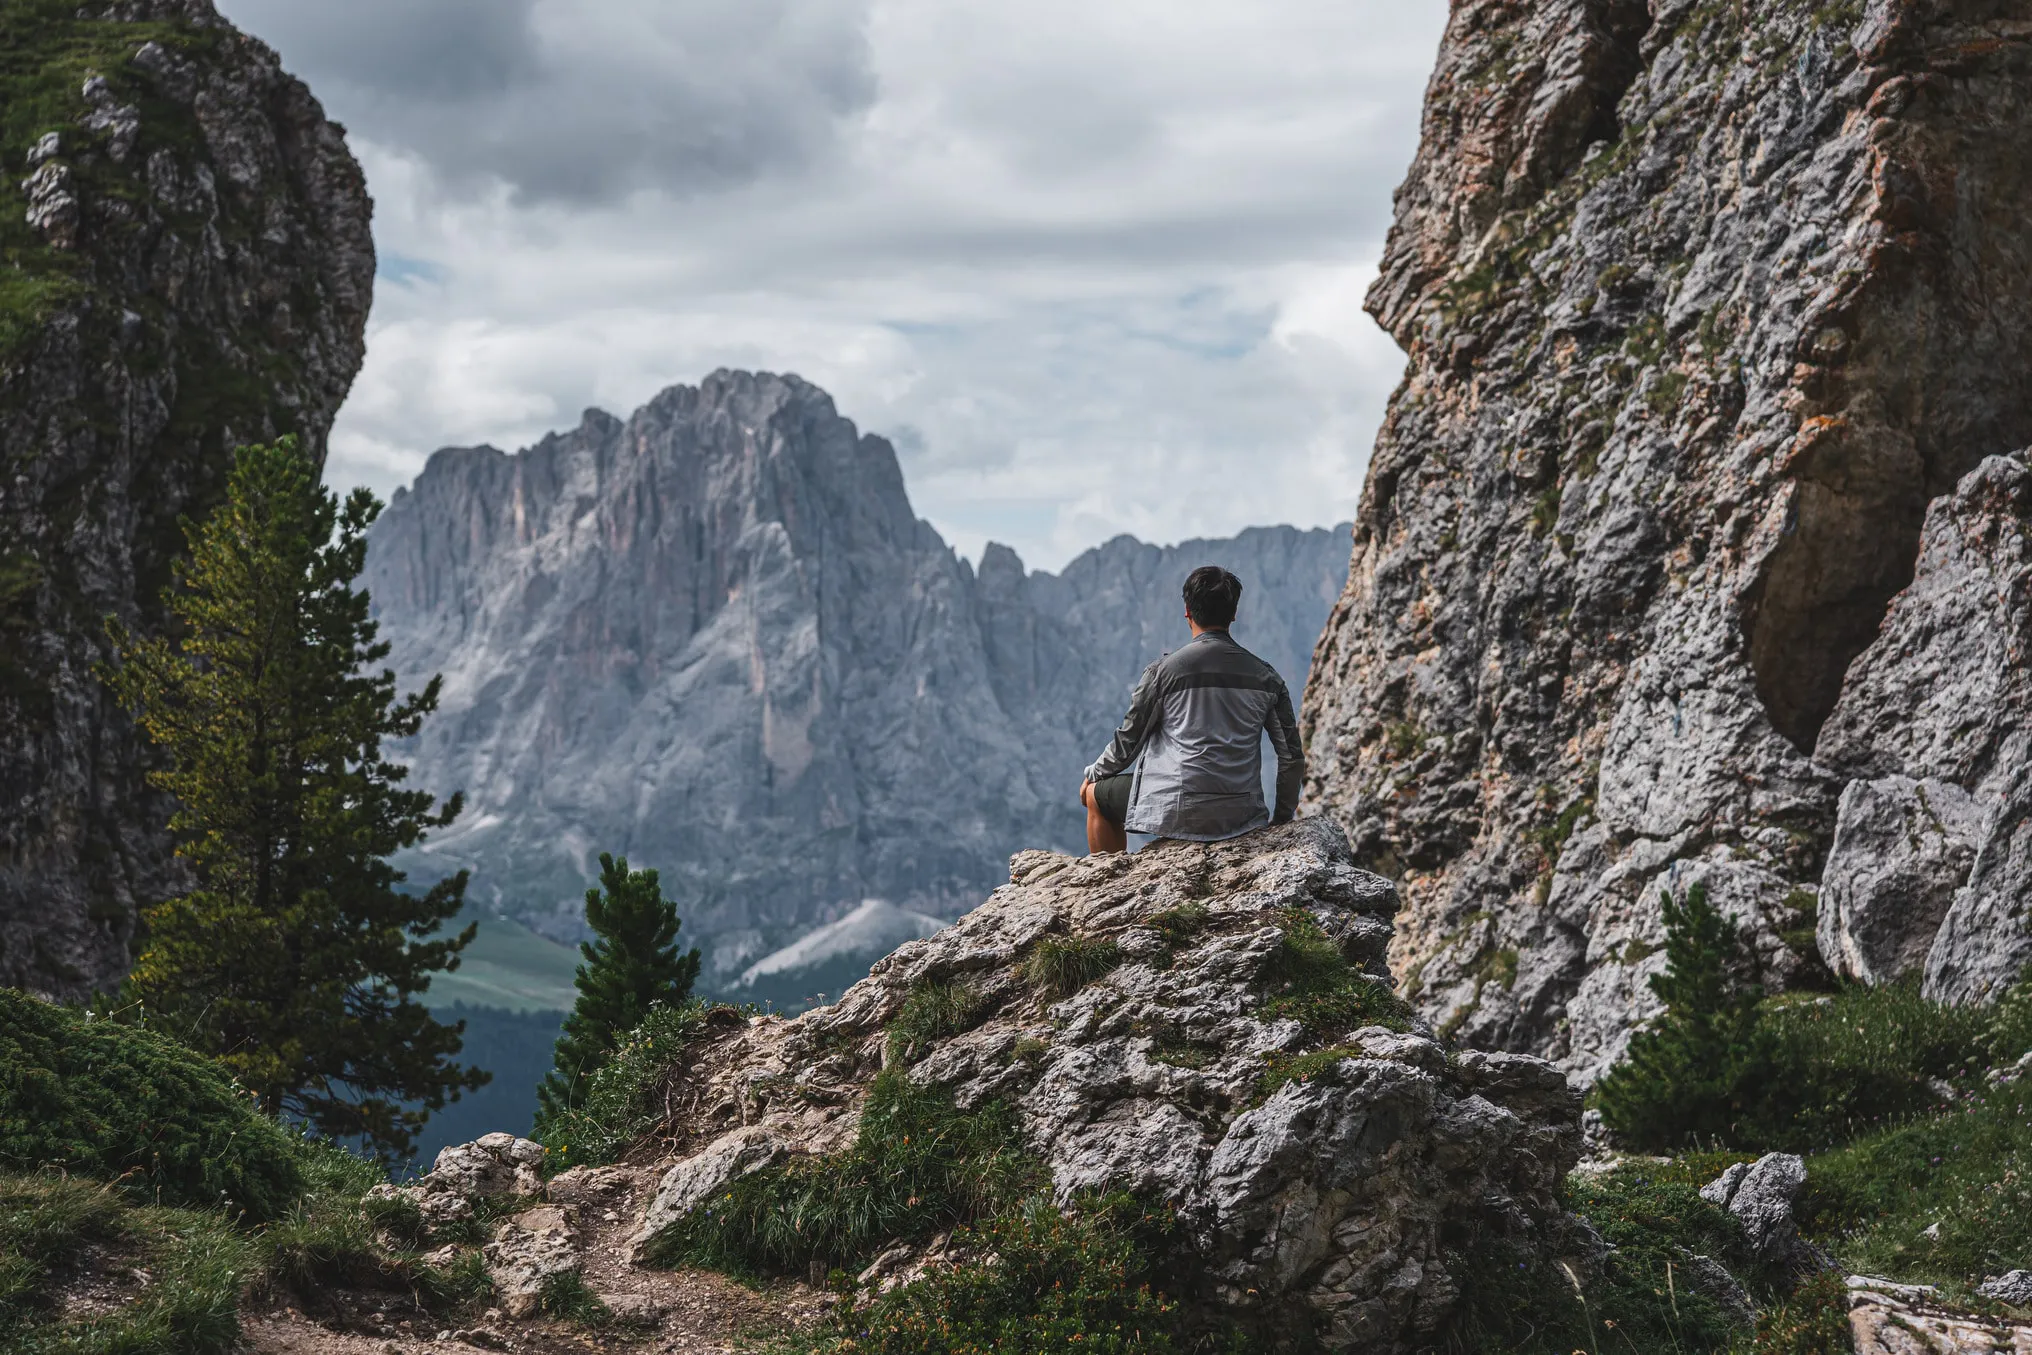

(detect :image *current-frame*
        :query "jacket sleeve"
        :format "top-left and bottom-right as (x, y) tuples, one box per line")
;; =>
(1266, 675), (1304, 823)
(1085, 660), (1163, 782)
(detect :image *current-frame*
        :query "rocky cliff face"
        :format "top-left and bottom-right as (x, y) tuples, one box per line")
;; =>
(364, 371), (1350, 978)
(0, 0), (374, 998)
(1302, 0), (2032, 1075)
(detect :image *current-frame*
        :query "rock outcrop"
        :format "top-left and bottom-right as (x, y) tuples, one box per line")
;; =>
(0, 0), (374, 998)
(1301, 0), (2032, 1071)
(1818, 453), (2032, 1004)
(364, 370), (1352, 977)
(1698, 1152), (1829, 1278)
(620, 820), (1584, 1352)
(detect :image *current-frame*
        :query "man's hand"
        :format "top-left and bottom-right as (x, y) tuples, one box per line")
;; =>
(1079, 778), (1094, 809)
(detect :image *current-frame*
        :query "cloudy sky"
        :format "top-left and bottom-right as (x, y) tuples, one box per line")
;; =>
(215, 0), (1444, 570)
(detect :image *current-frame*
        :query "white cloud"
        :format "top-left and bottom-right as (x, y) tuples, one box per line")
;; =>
(217, 0), (1444, 570)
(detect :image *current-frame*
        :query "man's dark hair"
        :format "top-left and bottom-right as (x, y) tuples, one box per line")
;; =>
(1183, 566), (1242, 629)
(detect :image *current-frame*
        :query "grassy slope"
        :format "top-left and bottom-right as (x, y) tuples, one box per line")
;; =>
(426, 916), (580, 1012)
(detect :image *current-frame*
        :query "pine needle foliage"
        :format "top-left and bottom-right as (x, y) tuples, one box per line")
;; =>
(0, 989), (303, 1219)
(100, 438), (483, 1160)
(535, 854), (701, 1126)
(1592, 884), (1773, 1149)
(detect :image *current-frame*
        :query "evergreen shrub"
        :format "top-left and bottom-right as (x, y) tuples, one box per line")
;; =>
(536, 853), (701, 1127)
(0, 989), (303, 1219)
(1593, 887), (2002, 1152)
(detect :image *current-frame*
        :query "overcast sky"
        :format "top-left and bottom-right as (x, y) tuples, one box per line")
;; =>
(215, 0), (1444, 570)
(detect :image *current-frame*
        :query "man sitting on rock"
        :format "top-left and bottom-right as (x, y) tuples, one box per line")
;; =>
(1079, 565), (1305, 854)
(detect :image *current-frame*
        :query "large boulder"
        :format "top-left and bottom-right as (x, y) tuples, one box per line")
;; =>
(1815, 453), (2032, 1004)
(1699, 1153), (1829, 1278)
(1924, 761), (2032, 1005)
(626, 821), (1584, 1353)
(1818, 776), (1982, 985)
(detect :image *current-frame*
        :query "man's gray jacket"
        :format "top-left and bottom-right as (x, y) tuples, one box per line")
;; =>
(1083, 629), (1304, 841)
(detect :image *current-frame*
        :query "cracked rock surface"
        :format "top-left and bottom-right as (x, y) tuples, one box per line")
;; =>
(625, 821), (1585, 1353)
(0, 0), (374, 998)
(1302, 0), (2032, 1071)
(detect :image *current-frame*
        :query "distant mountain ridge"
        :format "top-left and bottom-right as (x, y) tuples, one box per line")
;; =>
(364, 370), (1350, 979)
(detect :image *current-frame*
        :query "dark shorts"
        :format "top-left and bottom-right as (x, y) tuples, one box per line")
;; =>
(1090, 771), (1134, 826)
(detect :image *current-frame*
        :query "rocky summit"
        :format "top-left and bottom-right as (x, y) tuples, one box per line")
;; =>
(1302, 0), (2032, 1074)
(526, 821), (1581, 1352)
(363, 370), (1351, 981)
(0, 0), (375, 998)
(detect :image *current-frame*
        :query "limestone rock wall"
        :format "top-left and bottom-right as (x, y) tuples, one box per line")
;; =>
(0, 0), (374, 997)
(1302, 0), (2032, 1074)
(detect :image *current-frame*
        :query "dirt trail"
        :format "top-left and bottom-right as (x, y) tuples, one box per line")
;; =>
(243, 1166), (827, 1355)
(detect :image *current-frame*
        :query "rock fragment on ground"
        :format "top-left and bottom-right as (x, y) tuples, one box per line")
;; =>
(1848, 1276), (2032, 1354)
(1699, 1153), (1829, 1277)
(483, 1205), (581, 1319)
(1982, 1272), (2032, 1307)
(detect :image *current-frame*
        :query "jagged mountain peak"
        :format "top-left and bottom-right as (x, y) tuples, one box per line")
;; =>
(366, 373), (1352, 977)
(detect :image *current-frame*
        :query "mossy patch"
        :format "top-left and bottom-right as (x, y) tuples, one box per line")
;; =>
(0, 990), (305, 1219)
(1257, 909), (1413, 1041)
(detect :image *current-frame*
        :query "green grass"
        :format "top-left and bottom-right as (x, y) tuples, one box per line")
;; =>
(1750, 1272), (1851, 1355)
(1024, 936), (1123, 999)
(776, 1193), (1215, 1355)
(886, 979), (989, 1061)
(0, 1173), (254, 1355)
(1257, 909), (1412, 1040)
(425, 916), (582, 1012)
(535, 1270), (612, 1327)
(0, 1132), (497, 1353)
(1799, 1080), (2032, 1285)
(643, 1070), (1039, 1278)
(1146, 903), (1210, 953)
(534, 999), (723, 1174)
(1445, 1164), (1763, 1355)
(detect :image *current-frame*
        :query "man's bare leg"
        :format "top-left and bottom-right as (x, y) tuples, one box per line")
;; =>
(1081, 780), (1128, 855)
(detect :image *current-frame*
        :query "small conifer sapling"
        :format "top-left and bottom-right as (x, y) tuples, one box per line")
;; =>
(536, 853), (701, 1126)
(1592, 883), (1773, 1150)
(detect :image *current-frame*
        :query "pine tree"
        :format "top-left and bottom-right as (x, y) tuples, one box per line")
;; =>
(102, 438), (485, 1159)
(1593, 883), (1773, 1150)
(536, 853), (701, 1124)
